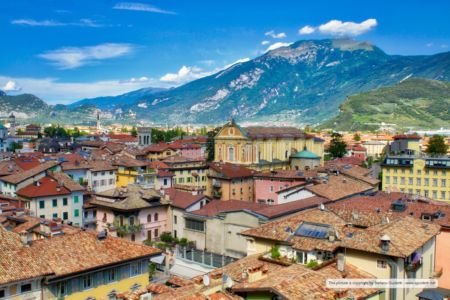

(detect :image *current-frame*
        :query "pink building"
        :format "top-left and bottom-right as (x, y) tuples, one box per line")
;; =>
(170, 140), (203, 159)
(254, 170), (312, 205)
(91, 184), (169, 244)
(346, 145), (367, 161)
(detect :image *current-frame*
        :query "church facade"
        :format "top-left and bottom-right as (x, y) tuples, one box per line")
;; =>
(214, 119), (324, 171)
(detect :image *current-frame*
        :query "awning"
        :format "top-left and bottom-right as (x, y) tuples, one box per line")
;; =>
(150, 253), (166, 264)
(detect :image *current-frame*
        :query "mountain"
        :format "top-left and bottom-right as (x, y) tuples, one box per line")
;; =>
(0, 93), (49, 119)
(0, 93), (97, 125)
(74, 39), (449, 125)
(320, 78), (450, 131)
(69, 87), (167, 110)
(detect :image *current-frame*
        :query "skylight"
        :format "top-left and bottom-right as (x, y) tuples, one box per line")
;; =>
(294, 222), (331, 239)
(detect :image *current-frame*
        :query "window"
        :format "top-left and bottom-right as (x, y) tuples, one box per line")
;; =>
(39, 200), (45, 209)
(74, 196), (79, 203)
(101, 179), (106, 186)
(83, 275), (93, 289)
(20, 283), (32, 293)
(130, 263), (140, 276)
(131, 234), (135, 241)
(393, 177), (398, 184)
(416, 178), (421, 186)
(433, 191), (438, 199)
(417, 170), (422, 175)
(84, 211), (88, 218)
(107, 269), (117, 282)
(40, 215), (45, 219)
(57, 281), (67, 297)
(93, 172), (97, 176)
(74, 209), (79, 217)
(174, 230), (177, 238)
(102, 172), (105, 176)
(385, 176), (390, 184)
(147, 230), (152, 241)
(377, 260), (387, 269)
(229, 146), (235, 161)
(270, 186), (274, 192)
(424, 178), (429, 186)
(441, 191), (446, 200)
(63, 212), (68, 220)
(52, 199), (58, 207)
(154, 213), (158, 222)
(119, 216), (124, 226)
(433, 179), (438, 187)
(400, 177), (405, 185)
(408, 177), (413, 185)
(109, 178), (114, 185)
(442, 179), (446, 187)
(147, 214), (152, 222)
(154, 228), (158, 238)
(53, 213), (58, 219)
(185, 219), (204, 231)
(0, 289), (4, 298)
(163, 179), (168, 185)
(296, 251), (308, 264)
(63, 198), (68, 206)
(174, 215), (177, 224)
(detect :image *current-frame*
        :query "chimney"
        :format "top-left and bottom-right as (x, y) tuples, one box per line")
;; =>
(337, 253), (345, 272)
(380, 234), (391, 252)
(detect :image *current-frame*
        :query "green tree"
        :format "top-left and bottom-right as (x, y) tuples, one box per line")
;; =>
(270, 245), (281, 260)
(206, 127), (220, 162)
(130, 126), (138, 137)
(8, 141), (22, 152)
(121, 127), (129, 133)
(328, 132), (347, 158)
(426, 135), (448, 156)
(353, 133), (361, 141)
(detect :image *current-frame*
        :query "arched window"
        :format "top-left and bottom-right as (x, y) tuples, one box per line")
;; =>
(154, 213), (159, 222)
(147, 214), (152, 223)
(129, 216), (135, 226)
(229, 146), (235, 161)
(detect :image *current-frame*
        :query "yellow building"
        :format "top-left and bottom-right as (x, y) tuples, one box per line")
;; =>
(112, 156), (156, 187)
(214, 119), (324, 171)
(0, 228), (161, 300)
(207, 162), (255, 201)
(382, 156), (450, 202)
(162, 156), (208, 190)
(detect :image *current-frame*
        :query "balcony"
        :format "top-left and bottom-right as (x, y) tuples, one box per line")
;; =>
(212, 179), (221, 188)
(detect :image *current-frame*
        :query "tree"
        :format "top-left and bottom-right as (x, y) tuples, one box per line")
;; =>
(426, 135), (448, 156)
(328, 132), (347, 158)
(130, 126), (138, 137)
(121, 127), (129, 133)
(206, 127), (220, 162)
(353, 133), (361, 141)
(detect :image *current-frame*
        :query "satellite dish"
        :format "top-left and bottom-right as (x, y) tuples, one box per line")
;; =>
(203, 274), (210, 286)
(226, 277), (234, 288)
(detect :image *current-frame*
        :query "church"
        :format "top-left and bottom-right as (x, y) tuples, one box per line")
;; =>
(214, 119), (324, 171)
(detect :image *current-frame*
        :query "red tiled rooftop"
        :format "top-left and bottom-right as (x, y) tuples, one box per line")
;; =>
(209, 162), (255, 179)
(165, 187), (207, 209)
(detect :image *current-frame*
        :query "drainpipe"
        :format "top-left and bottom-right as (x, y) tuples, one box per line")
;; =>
(386, 257), (398, 300)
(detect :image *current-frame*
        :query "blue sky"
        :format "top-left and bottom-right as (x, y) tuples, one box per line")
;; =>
(0, 0), (449, 104)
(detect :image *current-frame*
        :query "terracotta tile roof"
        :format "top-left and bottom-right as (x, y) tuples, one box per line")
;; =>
(163, 155), (204, 164)
(28, 230), (161, 277)
(254, 169), (316, 180)
(149, 161), (170, 169)
(107, 134), (138, 143)
(157, 169), (175, 178)
(232, 261), (379, 300)
(339, 165), (380, 186)
(208, 162), (255, 179)
(189, 200), (266, 217)
(142, 142), (172, 153)
(305, 174), (373, 201)
(13, 156), (41, 170)
(242, 126), (312, 139)
(0, 227), (54, 285)
(254, 197), (329, 219)
(327, 192), (450, 229)
(164, 188), (208, 209)
(1, 161), (59, 184)
(102, 142), (127, 154)
(112, 155), (149, 168)
(80, 140), (104, 148)
(0, 160), (23, 176)
(89, 160), (117, 172)
(91, 185), (168, 211)
(17, 176), (71, 198)
(49, 171), (85, 192)
(393, 134), (421, 140)
(241, 206), (440, 258)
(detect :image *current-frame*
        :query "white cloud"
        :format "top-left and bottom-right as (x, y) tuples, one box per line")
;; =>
(441, 44), (448, 49)
(298, 25), (315, 35)
(11, 18), (106, 27)
(265, 30), (286, 39)
(160, 66), (212, 85)
(113, 2), (176, 15)
(261, 40), (270, 45)
(0, 75), (170, 104)
(11, 19), (65, 26)
(199, 59), (215, 66)
(318, 19), (377, 36)
(39, 43), (134, 69)
(265, 42), (292, 52)
(426, 43), (434, 48)
(1, 80), (22, 92)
